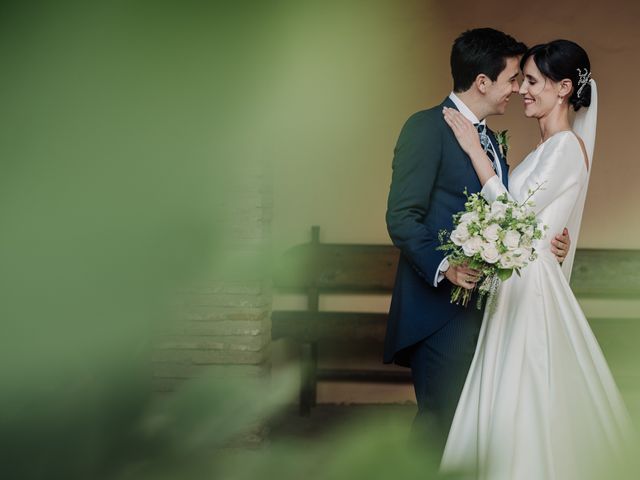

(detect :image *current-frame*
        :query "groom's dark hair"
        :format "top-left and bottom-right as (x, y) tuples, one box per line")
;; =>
(451, 28), (527, 92)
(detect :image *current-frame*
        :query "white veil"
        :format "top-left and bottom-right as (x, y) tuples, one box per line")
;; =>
(561, 79), (598, 281)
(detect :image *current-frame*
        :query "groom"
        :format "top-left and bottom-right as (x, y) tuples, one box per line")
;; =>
(384, 28), (571, 449)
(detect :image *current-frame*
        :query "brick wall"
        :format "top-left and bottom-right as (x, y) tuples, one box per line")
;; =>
(152, 161), (273, 395)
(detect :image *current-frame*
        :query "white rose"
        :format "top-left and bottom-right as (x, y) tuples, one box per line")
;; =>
(513, 207), (527, 220)
(462, 235), (483, 257)
(460, 211), (479, 224)
(503, 230), (521, 250)
(482, 223), (501, 242)
(480, 242), (500, 264)
(451, 223), (470, 246)
(489, 201), (508, 220)
(511, 248), (529, 267)
(520, 235), (533, 248)
(499, 254), (515, 269)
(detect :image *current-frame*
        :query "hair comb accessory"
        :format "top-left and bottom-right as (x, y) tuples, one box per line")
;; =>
(576, 68), (592, 98)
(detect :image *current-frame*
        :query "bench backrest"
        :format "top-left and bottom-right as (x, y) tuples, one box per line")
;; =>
(273, 226), (640, 299)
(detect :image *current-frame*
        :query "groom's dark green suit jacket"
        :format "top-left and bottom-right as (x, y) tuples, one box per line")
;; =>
(384, 96), (509, 367)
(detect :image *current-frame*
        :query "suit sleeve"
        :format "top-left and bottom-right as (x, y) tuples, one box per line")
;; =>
(386, 112), (445, 285)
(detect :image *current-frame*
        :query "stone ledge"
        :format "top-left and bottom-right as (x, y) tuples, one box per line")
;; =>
(152, 346), (270, 365)
(158, 319), (271, 336)
(178, 306), (270, 322)
(155, 332), (271, 352)
(152, 362), (270, 380)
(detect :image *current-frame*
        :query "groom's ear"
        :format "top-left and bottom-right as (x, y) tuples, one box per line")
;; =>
(474, 74), (491, 94)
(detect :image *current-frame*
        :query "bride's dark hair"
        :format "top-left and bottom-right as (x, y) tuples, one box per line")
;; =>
(520, 39), (591, 111)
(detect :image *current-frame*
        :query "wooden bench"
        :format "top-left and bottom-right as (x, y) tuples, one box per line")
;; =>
(272, 226), (640, 416)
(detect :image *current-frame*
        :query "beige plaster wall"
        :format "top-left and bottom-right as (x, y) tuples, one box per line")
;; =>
(271, 0), (640, 252)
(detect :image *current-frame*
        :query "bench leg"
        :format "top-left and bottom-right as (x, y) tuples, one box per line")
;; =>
(310, 341), (318, 407)
(299, 342), (313, 417)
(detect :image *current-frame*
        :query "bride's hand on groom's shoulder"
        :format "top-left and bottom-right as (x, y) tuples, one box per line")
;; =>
(444, 262), (482, 290)
(442, 107), (483, 156)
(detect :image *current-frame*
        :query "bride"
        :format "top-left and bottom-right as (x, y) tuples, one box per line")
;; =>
(440, 40), (634, 479)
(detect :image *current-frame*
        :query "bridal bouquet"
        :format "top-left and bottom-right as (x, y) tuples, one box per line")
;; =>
(438, 187), (547, 309)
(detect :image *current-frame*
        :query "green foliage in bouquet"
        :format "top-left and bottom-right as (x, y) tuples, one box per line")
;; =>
(438, 186), (547, 309)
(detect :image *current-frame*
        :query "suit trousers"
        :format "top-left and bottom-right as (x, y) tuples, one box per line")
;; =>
(408, 307), (483, 453)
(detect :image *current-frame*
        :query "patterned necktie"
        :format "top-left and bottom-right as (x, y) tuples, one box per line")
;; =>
(475, 123), (497, 173)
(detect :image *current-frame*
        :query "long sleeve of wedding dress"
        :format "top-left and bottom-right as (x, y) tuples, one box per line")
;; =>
(480, 133), (585, 215)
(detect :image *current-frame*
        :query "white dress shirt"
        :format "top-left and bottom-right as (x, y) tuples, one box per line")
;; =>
(434, 93), (504, 286)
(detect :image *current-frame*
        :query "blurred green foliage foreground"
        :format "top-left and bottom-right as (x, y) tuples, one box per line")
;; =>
(0, 1), (638, 479)
(0, 1), (441, 478)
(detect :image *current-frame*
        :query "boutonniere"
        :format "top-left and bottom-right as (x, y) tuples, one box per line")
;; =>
(495, 130), (510, 157)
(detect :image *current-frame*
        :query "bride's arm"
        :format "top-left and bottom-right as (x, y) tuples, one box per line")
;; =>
(443, 107), (576, 263)
(442, 107), (509, 203)
(443, 107), (584, 213)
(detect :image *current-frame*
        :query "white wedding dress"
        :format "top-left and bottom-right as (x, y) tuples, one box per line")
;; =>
(441, 81), (634, 479)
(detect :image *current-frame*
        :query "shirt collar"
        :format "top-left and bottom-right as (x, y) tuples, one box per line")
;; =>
(448, 92), (485, 126)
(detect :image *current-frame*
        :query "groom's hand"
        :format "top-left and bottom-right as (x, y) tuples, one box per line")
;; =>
(551, 228), (571, 264)
(444, 263), (481, 290)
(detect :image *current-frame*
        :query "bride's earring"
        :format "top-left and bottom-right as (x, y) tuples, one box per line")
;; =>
(558, 95), (564, 105)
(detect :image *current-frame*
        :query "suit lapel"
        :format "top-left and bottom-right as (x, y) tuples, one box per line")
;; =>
(441, 96), (510, 190)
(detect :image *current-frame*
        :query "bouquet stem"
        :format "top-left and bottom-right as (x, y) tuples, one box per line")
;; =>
(450, 285), (475, 307)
